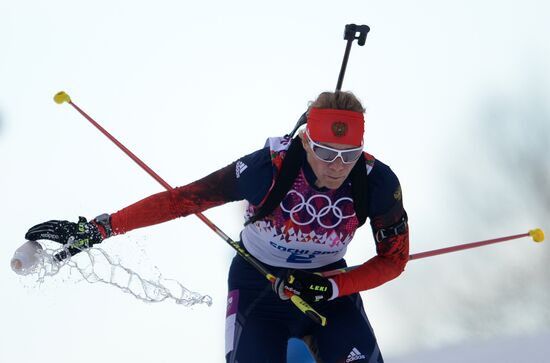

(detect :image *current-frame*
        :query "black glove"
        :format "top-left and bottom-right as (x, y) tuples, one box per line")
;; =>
(25, 216), (108, 261)
(273, 269), (336, 303)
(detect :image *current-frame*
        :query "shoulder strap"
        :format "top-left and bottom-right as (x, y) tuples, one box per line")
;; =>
(245, 136), (305, 225)
(245, 137), (369, 227)
(349, 154), (368, 227)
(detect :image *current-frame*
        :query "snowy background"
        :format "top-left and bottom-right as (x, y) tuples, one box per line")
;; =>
(1, 0), (549, 362)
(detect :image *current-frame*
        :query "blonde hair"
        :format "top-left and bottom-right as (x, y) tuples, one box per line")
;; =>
(308, 91), (365, 113)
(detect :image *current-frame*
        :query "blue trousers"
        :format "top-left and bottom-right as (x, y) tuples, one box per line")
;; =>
(225, 254), (384, 363)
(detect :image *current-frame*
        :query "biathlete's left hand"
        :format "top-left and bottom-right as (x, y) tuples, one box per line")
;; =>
(25, 216), (109, 261)
(273, 269), (338, 303)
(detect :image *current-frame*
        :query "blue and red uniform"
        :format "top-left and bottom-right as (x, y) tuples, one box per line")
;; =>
(106, 136), (409, 362)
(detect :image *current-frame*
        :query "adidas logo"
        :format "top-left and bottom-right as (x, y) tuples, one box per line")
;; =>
(346, 347), (366, 362)
(235, 161), (248, 178)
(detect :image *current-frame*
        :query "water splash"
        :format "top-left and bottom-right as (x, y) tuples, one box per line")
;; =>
(24, 243), (212, 307)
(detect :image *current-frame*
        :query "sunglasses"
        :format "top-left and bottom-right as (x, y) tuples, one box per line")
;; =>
(305, 129), (363, 164)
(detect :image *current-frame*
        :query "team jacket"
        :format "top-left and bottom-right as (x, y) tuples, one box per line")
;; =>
(107, 136), (409, 297)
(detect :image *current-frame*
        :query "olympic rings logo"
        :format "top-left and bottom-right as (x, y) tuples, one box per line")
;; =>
(280, 190), (356, 228)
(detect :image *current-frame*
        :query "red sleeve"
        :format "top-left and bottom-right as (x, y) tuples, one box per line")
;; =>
(332, 228), (409, 297)
(110, 163), (240, 235)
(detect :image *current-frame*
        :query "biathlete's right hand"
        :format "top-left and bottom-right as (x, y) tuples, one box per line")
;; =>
(25, 214), (112, 261)
(273, 269), (337, 303)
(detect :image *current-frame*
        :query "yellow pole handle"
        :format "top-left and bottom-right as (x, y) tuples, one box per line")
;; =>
(267, 274), (327, 326)
(290, 295), (327, 326)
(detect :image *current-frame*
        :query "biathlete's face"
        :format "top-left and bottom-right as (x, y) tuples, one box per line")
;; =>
(301, 130), (363, 190)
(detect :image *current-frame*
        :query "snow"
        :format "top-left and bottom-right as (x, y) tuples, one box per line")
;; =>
(388, 331), (550, 363)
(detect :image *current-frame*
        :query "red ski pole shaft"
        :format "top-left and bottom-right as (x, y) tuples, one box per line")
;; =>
(67, 98), (224, 237)
(321, 230), (544, 277)
(409, 232), (529, 260)
(53, 91), (327, 326)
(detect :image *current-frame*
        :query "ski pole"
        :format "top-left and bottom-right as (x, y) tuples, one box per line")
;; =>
(288, 23), (370, 138)
(320, 229), (545, 277)
(53, 91), (327, 327)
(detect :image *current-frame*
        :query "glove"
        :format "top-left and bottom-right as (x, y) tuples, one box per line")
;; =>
(273, 269), (337, 303)
(25, 215), (110, 261)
